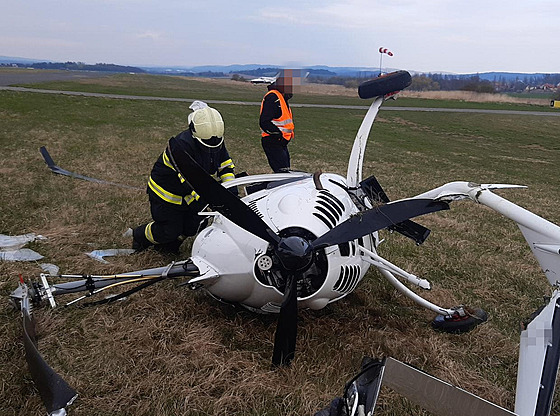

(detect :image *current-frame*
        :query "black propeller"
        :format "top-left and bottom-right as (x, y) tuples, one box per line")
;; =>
(310, 199), (449, 250)
(167, 139), (279, 246)
(271, 272), (298, 366)
(168, 137), (449, 366)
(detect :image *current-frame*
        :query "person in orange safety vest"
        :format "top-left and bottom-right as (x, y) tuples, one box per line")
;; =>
(259, 70), (298, 172)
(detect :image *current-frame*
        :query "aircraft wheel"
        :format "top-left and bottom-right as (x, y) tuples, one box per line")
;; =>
(358, 70), (412, 99)
(432, 308), (488, 333)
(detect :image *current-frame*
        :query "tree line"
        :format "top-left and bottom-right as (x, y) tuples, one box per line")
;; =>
(302, 73), (560, 94)
(4, 61), (145, 73)
(410, 73), (560, 93)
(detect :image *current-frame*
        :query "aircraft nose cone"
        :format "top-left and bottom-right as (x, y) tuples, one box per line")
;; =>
(276, 236), (313, 271)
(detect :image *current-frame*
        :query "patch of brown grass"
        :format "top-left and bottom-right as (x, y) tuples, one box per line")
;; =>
(212, 78), (550, 105)
(399, 89), (549, 105)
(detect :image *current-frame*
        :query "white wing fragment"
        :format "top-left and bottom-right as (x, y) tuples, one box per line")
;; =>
(0, 233), (47, 262)
(86, 249), (136, 264)
(0, 248), (44, 262)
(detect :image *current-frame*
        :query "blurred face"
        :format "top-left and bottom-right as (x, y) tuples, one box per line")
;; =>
(275, 77), (291, 94)
(275, 69), (302, 94)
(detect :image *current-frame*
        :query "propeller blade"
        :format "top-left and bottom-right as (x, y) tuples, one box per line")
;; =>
(167, 137), (279, 246)
(311, 199), (449, 250)
(272, 273), (298, 366)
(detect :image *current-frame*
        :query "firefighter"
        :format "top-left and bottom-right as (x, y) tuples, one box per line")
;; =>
(259, 70), (296, 172)
(132, 103), (235, 253)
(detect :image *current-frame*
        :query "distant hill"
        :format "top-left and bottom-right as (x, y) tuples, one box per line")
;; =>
(409, 71), (557, 82)
(144, 64), (560, 81)
(147, 64), (560, 80)
(0, 58), (145, 74)
(30, 61), (145, 73)
(2, 56), (558, 87)
(0, 55), (46, 64)
(141, 64), (387, 78)
(464, 72), (556, 82)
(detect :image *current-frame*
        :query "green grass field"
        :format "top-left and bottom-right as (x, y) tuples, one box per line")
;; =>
(8, 70), (557, 111)
(1, 73), (560, 415)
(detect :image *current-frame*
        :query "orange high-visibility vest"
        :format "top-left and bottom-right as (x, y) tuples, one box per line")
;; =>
(260, 90), (294, 141)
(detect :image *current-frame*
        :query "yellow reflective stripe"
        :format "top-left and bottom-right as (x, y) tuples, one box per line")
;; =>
(184, 190), (200, 205)
(162, 151), (176, 171)
(162, 152), (185, 182)
(220, 173), (235, 182)
(145, 222), (157, 244)
(220, 159), (235, 169)
(164, 151), (187, 183)
(148, 177), (183, 205)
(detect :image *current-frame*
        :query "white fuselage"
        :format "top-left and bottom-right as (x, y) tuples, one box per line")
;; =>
(190, 173), (376, 312)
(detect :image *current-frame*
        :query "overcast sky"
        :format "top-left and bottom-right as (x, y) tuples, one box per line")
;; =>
(2, 0), (558, 74)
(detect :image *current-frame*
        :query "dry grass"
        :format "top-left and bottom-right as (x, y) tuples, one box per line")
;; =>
(1, 76), (559, 415)
(188, 76), (551, 105)
(399, 89), (550, 105)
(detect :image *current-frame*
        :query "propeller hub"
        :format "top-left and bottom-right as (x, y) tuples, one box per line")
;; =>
(276, 236), (313, 271)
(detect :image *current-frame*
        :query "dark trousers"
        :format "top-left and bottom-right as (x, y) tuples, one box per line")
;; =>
(133, 195), (205, 253)
(261, 136), (290, 173)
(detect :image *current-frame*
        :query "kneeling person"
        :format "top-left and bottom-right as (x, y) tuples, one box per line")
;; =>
(133, 104), (235, 253)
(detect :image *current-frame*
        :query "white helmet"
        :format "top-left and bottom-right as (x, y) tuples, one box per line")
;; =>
(188, 106), (224, 148)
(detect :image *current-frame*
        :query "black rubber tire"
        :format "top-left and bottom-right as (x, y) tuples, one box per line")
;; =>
(358, 70), (412, 99)
(432, 308), (488, 334)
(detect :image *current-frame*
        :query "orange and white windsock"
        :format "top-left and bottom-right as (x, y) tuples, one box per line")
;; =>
(379, 47), (394, 56)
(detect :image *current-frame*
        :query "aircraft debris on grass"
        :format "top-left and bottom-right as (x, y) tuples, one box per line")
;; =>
(8, 71), (560, 416)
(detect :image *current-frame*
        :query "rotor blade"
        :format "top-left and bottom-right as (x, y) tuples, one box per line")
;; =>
(20, 285), (77, 414)
(167, 137), (280, 246)
(272, 273), (298, 366)
(40, 146), (142, 191)
(311, 199), (449, 250)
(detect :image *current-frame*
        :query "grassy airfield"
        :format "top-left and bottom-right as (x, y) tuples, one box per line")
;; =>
(1, 72), (560, 415)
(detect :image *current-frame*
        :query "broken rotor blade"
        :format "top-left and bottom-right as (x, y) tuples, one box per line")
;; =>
(40, 146), (142, 191)
(20, 283), (77, 415)
(311, 199), (449, 250)
(166, 136), (280, 246)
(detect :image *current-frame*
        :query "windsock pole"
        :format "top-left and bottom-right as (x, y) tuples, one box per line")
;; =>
(378, 47), (394, 76)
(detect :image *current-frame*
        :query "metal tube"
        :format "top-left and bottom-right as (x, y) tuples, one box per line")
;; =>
(475, 191), (560, 241)
(364, 257), (454, 316)
(360, 246), (431, 289)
